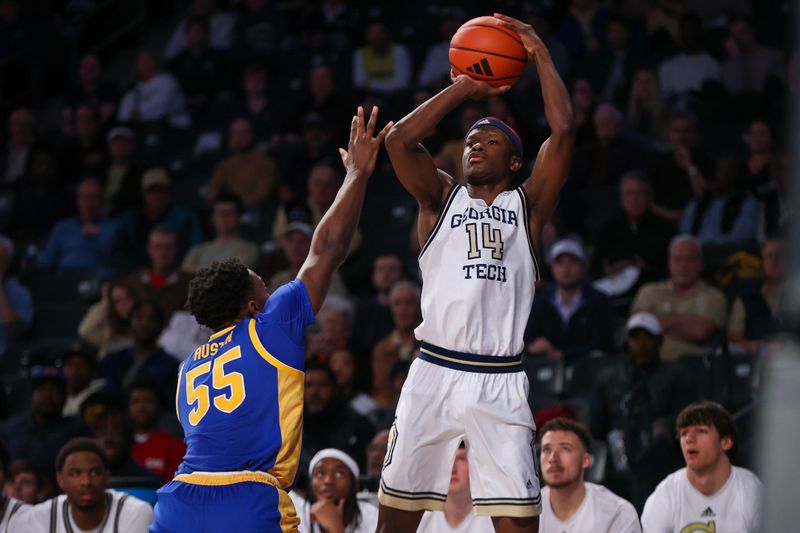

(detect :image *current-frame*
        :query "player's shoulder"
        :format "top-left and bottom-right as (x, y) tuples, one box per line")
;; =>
(585, 482), (634, 508)
(647, 468), (687, 504)
(731, 466), (763, 492)
(109, 490), (154, 521)
(13, 495), (66, 528)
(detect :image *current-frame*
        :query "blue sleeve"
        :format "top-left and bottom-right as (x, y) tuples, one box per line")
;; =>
(38, 221), (65, 269)
(718, 196), (760, 247)
(254, 278), (315, 360)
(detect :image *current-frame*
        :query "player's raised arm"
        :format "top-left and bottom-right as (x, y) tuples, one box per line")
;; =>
(495, 13), (575, 247)
(298, 106), (391, 312)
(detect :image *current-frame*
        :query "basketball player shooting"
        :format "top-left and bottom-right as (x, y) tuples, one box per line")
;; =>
(377, 13), (574, 533)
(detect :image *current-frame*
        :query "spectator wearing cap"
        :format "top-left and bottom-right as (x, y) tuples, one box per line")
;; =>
(0, 366), (86, 487)
(102, 126), (143, 216)
(61, 347), (105, 417)
(115, 168), (203, 269)
(181, 193), (259, 273)
(117, 49), (188, 126)
(0, 234), (33, 356)
(590, 312), (697, 509)
(524, 238), (615, 363)
(353, 20), (411, 95)
(289, 448), (379, 533)
(631, 235), (727, 361)
(207, 117), (278, 208)
(38, 177), (120, 278)
(128, 379), (185, 482)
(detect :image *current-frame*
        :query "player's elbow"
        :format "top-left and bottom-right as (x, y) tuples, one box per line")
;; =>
(385, 122), (412, 150)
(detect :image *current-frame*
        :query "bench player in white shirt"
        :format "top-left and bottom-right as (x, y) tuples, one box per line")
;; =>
(9, 438), (153, 533)
(378, 13), (574, 533)
(538, 418), (640, 533)
(642, 401), (762, 533)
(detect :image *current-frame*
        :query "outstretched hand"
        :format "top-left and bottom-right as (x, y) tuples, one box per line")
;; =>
(450, 70), (511, 99)
(339, 106), (392, 178)
(493, 13), (546, 61)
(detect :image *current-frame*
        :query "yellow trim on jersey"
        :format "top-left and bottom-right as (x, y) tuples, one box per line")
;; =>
(278, 488), (301, 533)
(208, 325), (235, 342)
(174, 471), (279, 487)
(247, 319), (304, 489)
(420, 347), (521, 367)
(175, 361), (185, 423)
(377, 488), (446, 512)
(473, 501), (542, 518)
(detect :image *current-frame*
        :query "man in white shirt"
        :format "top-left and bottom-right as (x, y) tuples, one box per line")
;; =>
(117, 50), (187, 126)
(642, 401), (762, 532)
(539, 418), (641, 533)
(658, 13), (720, 97)
(0, 440), (28, 532)
(9, 438), (153, 532)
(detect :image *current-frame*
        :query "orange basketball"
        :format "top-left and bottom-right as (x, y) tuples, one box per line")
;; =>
(449, 16), (528, 88)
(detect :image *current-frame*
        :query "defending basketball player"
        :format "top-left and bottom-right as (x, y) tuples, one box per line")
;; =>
(377, 13), (574, 533)
(149, 106), (391, 533)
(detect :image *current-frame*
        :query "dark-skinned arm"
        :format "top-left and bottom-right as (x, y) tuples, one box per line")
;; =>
(495, 13), (575, 252)
(298, 106), (392, 313)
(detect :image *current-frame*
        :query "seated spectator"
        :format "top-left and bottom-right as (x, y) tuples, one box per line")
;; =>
(721, 15), (785, 95)
(590, 312), (697, 509)
(38, 178), (119, 278)
(567, 78), (598, 148)
(626, 68), (668, 141)
(122, 225), (193, 319)
(101, 301), (179, 400)
(55, 104), (107, 182)
(182, 194), (259, 273)
(743, 119), (783, 238)
(7, 458), (42, 505)
(306, 296), (355, 360)
(417, 8), (465, 90)
(230, 64), (282, 143)
(371, 360), (410, 430)
(641, 401), (762, 532)
(0, 234), (33, 356)
(581, 14), (644, 107)
(268, 211), (348, 298)
(289, 449), (379, 533)
(364, 429), (389, 486)
(592, 172), (675, 297)
(417, 443), (495, 532)
(0, 443), (30, 520)
(9, 438), (153, 532)
(128, 380), (185, 482)
(90, 399), (158, 481)
(330, 349), (377, 418)
(274, 113), (340, 200)
(353, 253), (406, 355)
(728, 238), (784, 355)
(292, 63), (354, 145)
(556, 0), (608, 61)
(301, 361), (375, 480)
(102, 126), (143, 216)
(78, 280), (135, 358)
(0, 366), (86, 489)
(645, 0), (683, 60)
(352, 20), (411, 95)
(168, 15), (234, 114)
(648, 113), (714, 223)
(157, 310), (211, 361)
(658, 13), (720, 98)
(164, 0), (235, 60)
(206, 117), (278, 208)
(631, 235), (727, 360)
(68, 54), (119, 125)
(117, 49), (188, 126)
(679, 156), (760, 249)
(61, 347), (106, 418)
(539, 419), (641, 532)
(116, 169), (204, 268)
(524, 239), (615, 363)
(230, 0), (287, 65)
(371, 282), (421, 407)
(0, 107), (55, 189)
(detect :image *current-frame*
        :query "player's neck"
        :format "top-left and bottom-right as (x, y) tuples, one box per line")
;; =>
(688, 457), (732, 496)
(465, 180), (511, 205)
(549, 480), (586, 521)
(70, 497), (109, 531)
(443, 489), (473, 525)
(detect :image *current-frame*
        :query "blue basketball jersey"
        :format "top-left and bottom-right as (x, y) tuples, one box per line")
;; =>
(173, 279), (315, 490)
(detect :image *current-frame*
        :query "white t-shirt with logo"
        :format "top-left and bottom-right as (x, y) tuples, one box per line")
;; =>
(417, 509), (495, 533)
(641, 466), (762, 533)
(540, 482), (641, 533)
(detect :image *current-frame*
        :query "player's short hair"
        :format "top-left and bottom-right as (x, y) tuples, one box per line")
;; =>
(676, 401), (739, 459)
(540, 418), (592, 452)
(55, 437), (109, 473)
(186, 258), (252, 331)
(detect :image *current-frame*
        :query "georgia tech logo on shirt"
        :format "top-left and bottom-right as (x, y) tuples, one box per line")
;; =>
(680, 522), (716, 533)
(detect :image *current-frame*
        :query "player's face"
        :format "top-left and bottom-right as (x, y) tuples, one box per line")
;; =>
(247, 270), (269, 316)
(449, 448), (470, 494)
(57, 452), (109, 511)
(680, 424), (732, 474)
(311, 458), (354, 503)
(463, 127), (519, 185)
(540, 430), (589, 490)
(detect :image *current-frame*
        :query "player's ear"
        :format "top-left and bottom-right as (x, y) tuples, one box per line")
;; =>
(720, 435), (733, 452)
(582, 452), (592, 470)
(510, 155), (523, 172)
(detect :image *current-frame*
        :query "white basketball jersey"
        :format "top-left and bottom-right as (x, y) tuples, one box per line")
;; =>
(641, 467), (762, 533)
(540, 483), (641, 533)
(415, 185), (539, 356)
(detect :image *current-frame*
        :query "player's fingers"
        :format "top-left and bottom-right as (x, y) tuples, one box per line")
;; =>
(356, 106), (365, 138)
(349, 115), (357, 143)
(366, 105), (378, 137)
(338, 148), (347, 163)
(493, 13), (521, 26)
(375, 121), (394, 145)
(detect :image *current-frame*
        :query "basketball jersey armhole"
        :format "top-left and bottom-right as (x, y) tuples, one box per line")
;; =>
(515, 187), (541, 280)
(418, 184), (461, 261)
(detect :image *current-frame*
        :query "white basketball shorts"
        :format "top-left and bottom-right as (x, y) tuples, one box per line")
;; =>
(378, 342), (542, 517)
